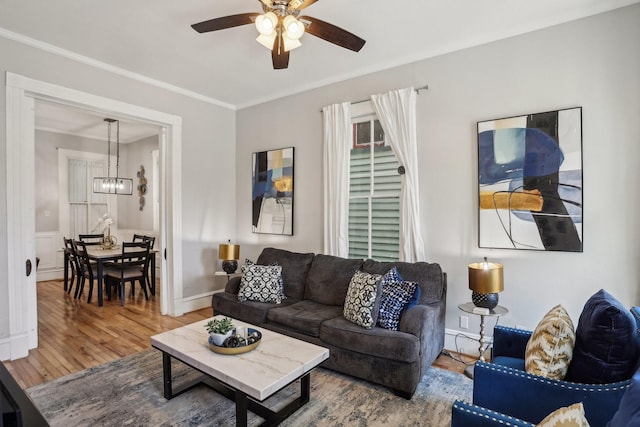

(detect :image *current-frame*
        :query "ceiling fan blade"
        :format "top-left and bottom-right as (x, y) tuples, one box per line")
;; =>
(272, 29), (290, 69)
(300, 16), (365, 52)
(191, 13), (259, 33)
(288, 0), (319, 11)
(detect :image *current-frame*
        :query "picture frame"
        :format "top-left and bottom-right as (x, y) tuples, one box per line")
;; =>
(477, 107), (583, 252)
(252, 147), (294, 235)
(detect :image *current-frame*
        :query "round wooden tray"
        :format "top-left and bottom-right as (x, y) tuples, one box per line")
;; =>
(208, 329), (262, 355)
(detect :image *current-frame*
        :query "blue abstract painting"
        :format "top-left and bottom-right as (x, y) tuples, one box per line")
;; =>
(477, 108), (582, 251)
(252, 147), (294, 235)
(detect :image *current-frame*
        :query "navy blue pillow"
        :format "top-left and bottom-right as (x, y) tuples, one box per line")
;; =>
(566, 289), (638, 384)
(403, 284), (421, 312)
(377, 268), (418, 331)
(607, 365), (640, 427)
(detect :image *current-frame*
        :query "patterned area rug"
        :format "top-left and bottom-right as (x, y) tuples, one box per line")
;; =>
(27, 349), (472, 426)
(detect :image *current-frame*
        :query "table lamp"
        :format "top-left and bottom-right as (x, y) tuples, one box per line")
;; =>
(468, 257), (503, 309)
(218, 241), (240, 274)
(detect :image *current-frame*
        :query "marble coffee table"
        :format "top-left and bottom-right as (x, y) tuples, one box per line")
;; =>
(150, 316), (330, 426)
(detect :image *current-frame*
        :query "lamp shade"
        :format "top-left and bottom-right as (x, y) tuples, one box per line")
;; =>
(218, 244), (240, 261)
(468, 259), (504, 294)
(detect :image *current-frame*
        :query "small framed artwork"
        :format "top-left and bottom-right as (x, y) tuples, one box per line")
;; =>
(252, 147), (294, 235)
(477, 107), (583, 252)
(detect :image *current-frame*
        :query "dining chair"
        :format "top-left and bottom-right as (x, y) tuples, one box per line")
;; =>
(132, 234), (156, 291)
(63, 237), (81, 296)
(79, 233), (104, 246)
(103, 241), (151, 306)
(74, 240), (101, 303)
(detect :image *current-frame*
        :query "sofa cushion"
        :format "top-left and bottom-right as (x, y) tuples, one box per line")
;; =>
(305, 254), (364, 306)
(266, 300), (343, 337)
(537, 402), (589, 427)
(320, 316), (420, 363)
(213, 292), (299, 325)
(343, 271), (382, 329)
(525, 304), (575, 380)
(566, 289), (638, 384)
(377, 268), (418, 331)
(361, 259), (443, 304)
(256, 247), (315, 300)
(237, 263), (283, 304)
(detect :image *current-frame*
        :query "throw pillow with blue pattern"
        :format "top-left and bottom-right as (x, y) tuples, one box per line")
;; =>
(377, 267), (418, 331)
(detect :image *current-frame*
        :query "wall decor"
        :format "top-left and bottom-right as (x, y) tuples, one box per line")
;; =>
(252, 147), (294, 235)
(136, 165), (147, 211)
(477, 107), (582, 252)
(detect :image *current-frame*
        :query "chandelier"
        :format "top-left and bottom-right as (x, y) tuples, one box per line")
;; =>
(92, 118), (133, 195)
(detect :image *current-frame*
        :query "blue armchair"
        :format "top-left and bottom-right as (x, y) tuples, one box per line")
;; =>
(451, 304), (640, 427)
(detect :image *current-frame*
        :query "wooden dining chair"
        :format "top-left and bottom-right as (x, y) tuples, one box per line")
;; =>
(132, 234), (156, 291)
(79, 233), (104, 246)
(103, 241), (151, 306)
(63, 237), (81, 296)
(73, 240), (101, 303)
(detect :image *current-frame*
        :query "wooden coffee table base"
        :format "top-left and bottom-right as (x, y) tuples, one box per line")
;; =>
(160, 352), (311, 427)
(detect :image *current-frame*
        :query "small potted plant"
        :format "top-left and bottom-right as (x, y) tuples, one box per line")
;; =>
(205, 317), (235, 346)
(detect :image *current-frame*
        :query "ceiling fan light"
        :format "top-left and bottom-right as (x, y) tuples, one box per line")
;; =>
(283, 15), (304, 40)
(283, 37), (302, 52)
(255, 12), (277, 36)
(256, 33), (276, 50)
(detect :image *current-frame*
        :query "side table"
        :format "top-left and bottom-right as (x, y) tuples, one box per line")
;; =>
(458, 302), (508, 378)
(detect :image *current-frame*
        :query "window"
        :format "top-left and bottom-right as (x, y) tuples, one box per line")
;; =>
(68, 158), (109, 238)
(58, 149), (114, 240)
(348, 115), (401, 261)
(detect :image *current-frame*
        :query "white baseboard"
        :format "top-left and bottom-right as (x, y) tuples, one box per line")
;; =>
(179, 291), (219, 315)
(36, 268), (64, 282)
(444, 328), (482, 357)
(0, 333), (30, 361)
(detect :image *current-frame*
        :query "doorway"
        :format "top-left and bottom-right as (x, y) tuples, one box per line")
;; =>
(5, 72), (184, 360)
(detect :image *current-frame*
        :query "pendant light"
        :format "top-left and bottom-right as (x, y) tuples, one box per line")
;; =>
(92, 118), (133, 195)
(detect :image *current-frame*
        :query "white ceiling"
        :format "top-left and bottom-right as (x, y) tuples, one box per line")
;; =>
(35, 101), (160, 143)
(2, 0), (638, 118)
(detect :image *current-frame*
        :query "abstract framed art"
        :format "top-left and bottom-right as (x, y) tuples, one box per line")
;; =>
(477, 107), (583, 252)
(252, 147), (294, 235)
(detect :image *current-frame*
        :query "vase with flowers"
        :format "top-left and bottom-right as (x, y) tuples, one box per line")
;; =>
(92, 213), (117, 249)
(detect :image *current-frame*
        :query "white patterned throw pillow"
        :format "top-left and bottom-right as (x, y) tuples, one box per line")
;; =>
(237, 263), (283, 304)
(343, 271), (382, 329)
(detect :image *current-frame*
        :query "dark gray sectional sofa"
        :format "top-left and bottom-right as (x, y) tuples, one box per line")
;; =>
(211, 247), (447, 398)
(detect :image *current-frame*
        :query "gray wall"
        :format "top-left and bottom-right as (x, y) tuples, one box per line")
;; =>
(235, 5), (640, 336)
(118, 135), (159, 230)
(0, 32), (236, 338)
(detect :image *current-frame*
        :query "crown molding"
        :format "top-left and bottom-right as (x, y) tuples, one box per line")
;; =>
(0, 26), (236, 111)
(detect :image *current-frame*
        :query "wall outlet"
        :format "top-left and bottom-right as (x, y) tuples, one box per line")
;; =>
(460, 315), (469, 329)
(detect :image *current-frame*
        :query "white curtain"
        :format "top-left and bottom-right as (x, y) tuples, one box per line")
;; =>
(371, 87), (426, 262)
(322, 102), (351, 257)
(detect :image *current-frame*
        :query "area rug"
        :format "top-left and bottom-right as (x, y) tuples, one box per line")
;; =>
(27, 349), (472, 426)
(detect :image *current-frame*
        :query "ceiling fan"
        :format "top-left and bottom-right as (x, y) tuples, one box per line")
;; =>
(191, 0), (366, 70)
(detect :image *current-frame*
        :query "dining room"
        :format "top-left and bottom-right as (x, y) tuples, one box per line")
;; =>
(33, 99), (162, 306)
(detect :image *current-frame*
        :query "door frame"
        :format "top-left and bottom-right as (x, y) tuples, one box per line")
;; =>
(5, 72), (184, 359)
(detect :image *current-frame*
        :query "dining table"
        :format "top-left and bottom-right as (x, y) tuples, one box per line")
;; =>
(63, 245), (157, 306)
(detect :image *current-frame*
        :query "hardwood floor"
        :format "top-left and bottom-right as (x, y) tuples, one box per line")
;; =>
(2, 280), (473, 389)
(3, 280), (211, 388)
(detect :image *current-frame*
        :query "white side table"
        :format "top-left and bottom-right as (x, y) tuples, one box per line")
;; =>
(458, 302), (508, 378)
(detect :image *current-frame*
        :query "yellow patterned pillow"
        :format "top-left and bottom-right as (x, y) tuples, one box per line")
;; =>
(537, 402), (590, 427)
(525, 304), (575, 380)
